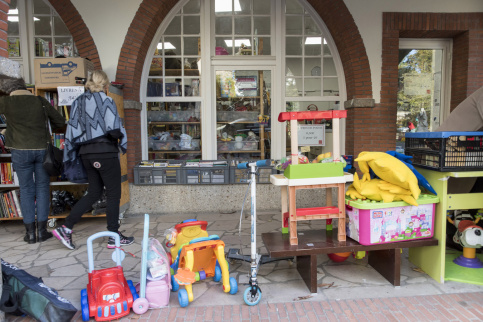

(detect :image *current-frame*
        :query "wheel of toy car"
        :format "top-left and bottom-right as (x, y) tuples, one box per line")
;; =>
(244, 287), (262, 306)
(171, 274), (179, 292)
(80, 289), (89, 321)
(213, 265), (222, 282)
(178, 289), (189, 308)
(133, 297), (149, 314)
(127, 280), (139, 301)
(229, 277), (238, 295)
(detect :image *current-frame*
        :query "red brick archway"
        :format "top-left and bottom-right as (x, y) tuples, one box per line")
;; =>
(117, 0), (372, 178)
(48, 0), (101, 69)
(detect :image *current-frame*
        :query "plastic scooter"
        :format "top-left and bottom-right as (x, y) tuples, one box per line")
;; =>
(227, 160), (293, 306)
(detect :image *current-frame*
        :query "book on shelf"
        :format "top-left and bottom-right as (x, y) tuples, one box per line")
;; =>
(11, 189), (22, 218)
(6, 191), (17, 218)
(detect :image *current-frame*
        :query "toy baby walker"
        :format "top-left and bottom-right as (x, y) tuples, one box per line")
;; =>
(447, 210), (483, 268)
(81, 231), (138, 321)
(165, 219), (238, 307)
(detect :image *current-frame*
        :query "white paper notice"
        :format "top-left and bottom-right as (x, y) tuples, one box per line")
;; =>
(57, 86), (85, 106)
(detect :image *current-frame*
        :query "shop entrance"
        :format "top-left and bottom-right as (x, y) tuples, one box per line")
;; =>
(396, 39), (452, 153)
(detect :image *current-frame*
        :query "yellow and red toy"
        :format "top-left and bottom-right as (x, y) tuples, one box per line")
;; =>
(166, 219), (238, 307)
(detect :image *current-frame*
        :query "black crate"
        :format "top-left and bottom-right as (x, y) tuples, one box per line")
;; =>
(230, 166), (278, 184)
(405, 132), (483, 171)
(180, 160), (230, 184)
(134, 160), (183, 184)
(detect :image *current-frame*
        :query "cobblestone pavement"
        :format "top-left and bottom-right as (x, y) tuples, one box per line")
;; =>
(1, 210), (483, 321)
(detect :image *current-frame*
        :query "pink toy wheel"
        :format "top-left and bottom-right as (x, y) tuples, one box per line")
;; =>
(133, 297), (149, 315)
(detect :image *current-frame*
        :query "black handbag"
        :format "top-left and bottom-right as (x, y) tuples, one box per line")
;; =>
(39, 97), (63, 176)
(0, 259), (77, 322)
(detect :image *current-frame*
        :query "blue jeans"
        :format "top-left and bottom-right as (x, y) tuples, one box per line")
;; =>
(11, 149), (51, 224)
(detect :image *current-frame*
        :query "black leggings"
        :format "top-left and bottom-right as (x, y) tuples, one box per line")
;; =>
(64, 156), (121, 232)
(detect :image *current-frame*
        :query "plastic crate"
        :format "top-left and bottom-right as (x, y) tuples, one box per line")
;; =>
(180, 161), (230, 184)
(149, 138), (200, 151)
(134, 166), (153, 185)
(134, 160), (183, 185)
(405, 132), (483, 171)
(230, 166), (278, 184)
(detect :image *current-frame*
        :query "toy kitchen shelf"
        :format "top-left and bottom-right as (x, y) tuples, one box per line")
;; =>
(271, 110), (350, 245)
(409, 168), (483, 285)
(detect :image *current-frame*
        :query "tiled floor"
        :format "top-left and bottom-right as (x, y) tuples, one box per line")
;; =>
(1, 210), (483, 321)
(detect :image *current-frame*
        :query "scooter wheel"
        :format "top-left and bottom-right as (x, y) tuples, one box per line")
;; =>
(133, 297), (149, 315)
(244, 287), (261, 306)
(229, 277), (238, 295)
(178, 289), (189, 308)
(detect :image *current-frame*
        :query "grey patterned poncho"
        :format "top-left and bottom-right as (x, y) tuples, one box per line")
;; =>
(63, 90), (127, 164)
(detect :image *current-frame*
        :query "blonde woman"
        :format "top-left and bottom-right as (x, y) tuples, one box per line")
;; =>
(53, 70), (133, 250)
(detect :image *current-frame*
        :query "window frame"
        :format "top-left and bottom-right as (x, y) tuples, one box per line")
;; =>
(140, 0), (347, 161)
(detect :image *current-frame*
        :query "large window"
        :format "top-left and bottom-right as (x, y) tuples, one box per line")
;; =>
(141, 0), (345, 162)
(7, 0), (77, 82)
(213, 0), (271, 56)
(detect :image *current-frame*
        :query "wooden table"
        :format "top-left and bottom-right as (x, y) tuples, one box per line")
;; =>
(262, 230), (438, 293)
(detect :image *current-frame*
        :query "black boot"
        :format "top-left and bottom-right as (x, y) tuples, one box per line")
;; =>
(37, 221), (53, 242)
(23, 222), (36, 244)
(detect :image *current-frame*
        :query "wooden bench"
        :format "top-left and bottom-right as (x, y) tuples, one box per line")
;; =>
(262, 230), (438, 293)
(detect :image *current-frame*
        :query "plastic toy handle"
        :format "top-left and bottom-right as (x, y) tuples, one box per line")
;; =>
(237, 160), (270, 169)
(87, 231), (122, 273)
(175, 220), (208, 233)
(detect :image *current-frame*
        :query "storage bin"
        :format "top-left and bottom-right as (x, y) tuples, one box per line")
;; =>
(404, 132), (483, 171)
(135, 280), (170, 308)
(217, 139), (259, 152)
(180, 161), (229, 184)
(230, 166), (278, 184)
(134, 160), (183, 185)
(345, 194), (439, 245)
(149, 138), (200, 151)
(134, 166), (153, 185)
(216, 111), (259, 122)
(147, 110), (200, 122)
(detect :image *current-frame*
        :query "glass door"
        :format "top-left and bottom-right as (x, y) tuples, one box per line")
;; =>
(396, 39), (451, 153)
(215, 69), (271, 161)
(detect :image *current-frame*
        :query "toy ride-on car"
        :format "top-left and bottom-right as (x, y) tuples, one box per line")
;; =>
(81, 231), (138, 321)
(166, 219), (238, 307)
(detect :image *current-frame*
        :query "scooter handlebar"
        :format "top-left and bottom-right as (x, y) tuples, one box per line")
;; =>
(237, 159), (271, 169)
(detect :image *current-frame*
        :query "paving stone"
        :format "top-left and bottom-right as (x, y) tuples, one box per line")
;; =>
(50, 264), (87, 277)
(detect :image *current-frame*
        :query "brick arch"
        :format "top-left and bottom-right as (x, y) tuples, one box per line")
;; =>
(47, 0), (101, 69)
(117, 0), (371, 179)
(307, 0), (372, 100)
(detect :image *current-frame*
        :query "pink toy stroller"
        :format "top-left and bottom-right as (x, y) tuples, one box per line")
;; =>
(136, 238), (171, 309)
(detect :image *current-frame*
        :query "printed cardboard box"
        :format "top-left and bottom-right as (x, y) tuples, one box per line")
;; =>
(34, 57), (94, 88)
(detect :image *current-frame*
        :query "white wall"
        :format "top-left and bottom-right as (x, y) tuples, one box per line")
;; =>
(343, 0), (483, 103)
(71, 0), (141, 81)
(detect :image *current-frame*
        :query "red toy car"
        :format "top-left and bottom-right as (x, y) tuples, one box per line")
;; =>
(81, 232), (138, 321)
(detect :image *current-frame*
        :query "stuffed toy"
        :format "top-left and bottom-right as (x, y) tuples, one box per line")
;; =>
(346, 172), (418, 206)
(355, 151), (421, 201)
